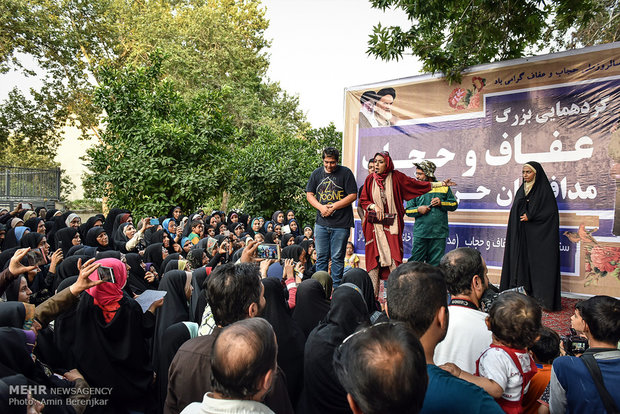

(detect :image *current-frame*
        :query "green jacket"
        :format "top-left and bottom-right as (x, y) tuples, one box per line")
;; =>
(405, 185), (458, 238)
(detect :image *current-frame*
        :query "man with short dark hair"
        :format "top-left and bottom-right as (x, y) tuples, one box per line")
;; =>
(333, 322), (428, 414)
(306, 147), (357, 287)
(165, 263), (292, 414)
(386, 262), (502, 414)
(180, 318), (277, 414)
(550, 295), (620, 413)
(434, 247), (492, 374)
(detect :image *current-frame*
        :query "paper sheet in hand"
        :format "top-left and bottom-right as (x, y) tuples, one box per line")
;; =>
(135, 290), (167, 313)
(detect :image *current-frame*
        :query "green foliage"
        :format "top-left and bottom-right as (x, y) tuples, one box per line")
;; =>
(64, 198), (102, 212)
(83, 52), (237, 217)
(553, 0), (620, 49)
(0, 0), (307, 155)
(368, 0), (598, 82)
(83, 51), (342, 223)
(229, 123), (342, 227)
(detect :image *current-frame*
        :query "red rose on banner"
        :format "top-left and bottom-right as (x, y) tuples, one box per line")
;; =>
(448, 88), (467, 109)
(472, 76), (485, 91)
(590, 246), (618, 273)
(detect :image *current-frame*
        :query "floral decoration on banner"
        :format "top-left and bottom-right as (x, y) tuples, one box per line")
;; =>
(448, 76), (486, 110)
(583, 245), (620, 286)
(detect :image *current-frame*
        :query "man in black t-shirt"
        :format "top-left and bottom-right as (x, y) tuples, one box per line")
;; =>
(305, 147), (357, 287)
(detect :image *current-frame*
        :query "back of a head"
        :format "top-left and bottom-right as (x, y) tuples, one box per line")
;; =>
(206, 262), (261, 327)
(529, 327), (560, 365)
(333, 322), (428, 414)
(576, 295), (620, 344)
(211, 318), (277, 400)
(488, 292), (541, 349)
(439, 248), (484, 295)
(387, 262), (447, 337)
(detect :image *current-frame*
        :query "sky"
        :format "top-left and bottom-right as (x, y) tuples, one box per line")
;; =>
(262, 0), (422, 130)
(0, 1), (422, 132)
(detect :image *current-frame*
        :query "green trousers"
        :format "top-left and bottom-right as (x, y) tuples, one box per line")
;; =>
(410, 238), (446, 266)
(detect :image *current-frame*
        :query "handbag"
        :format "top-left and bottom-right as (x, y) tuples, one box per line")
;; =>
(366, 210), (396, 226)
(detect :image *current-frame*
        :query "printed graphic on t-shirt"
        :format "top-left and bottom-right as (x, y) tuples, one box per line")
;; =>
(316, 176), (345, 205)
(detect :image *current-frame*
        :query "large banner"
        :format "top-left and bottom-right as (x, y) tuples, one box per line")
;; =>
(343, 43), (620, 297)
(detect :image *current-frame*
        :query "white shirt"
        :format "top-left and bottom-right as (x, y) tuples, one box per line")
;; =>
(434, 304), (492, 374)
(478, 347), (533, 401)
(181, 392), (275, 414)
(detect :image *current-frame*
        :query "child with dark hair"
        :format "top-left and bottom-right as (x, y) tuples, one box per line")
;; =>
(522, 327), (560, 414)
(442, 292), (541, 414)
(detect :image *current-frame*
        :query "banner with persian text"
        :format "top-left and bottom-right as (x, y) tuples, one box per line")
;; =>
(343, 43), (620, 296)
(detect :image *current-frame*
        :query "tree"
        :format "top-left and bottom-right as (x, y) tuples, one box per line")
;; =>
(229, 123), (342, 226)
(0, 0), (307, 157)
(83, 53), (237, 217)
(558, 0), (620, 48)
(367, 0), (598, 82)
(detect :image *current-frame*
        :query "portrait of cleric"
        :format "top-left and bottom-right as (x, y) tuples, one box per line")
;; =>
(358, 88), (399, 128)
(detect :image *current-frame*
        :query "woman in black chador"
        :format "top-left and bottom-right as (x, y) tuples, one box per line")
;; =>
(500, 161), (561, 311)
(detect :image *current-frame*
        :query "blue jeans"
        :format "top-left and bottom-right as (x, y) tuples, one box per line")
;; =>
(314, 224), (350, 287)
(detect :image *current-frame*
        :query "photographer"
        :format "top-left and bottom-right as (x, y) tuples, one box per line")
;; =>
(434, 247), (492, 374)
(549, 296), (620, 413)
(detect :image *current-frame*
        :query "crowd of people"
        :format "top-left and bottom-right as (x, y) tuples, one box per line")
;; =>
(0, 146), (617, 414)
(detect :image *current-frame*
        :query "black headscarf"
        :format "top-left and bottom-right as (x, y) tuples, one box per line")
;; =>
(111, 213), (132, 243)
(95, 250), (122, 260)
(282, 245), (304, 262)
(265, 232), (278, 244)
(261, 278), (305, 406)
(72, 246), (97, 258)
(85, 227), (112, 251)
(19, 232), (44, 250)
(500, 161), (562, 311)
(0, 302), (27, 328)
(45, 215), (66, 251)
(24, 217), (42, 233)
(160, 253), (181, 275)
(103, 208), (129, 238)
(167, 206), (183, 224)
(53, 255), (90, 290)
(54, 227), (79, 256)
(113, 222), (131, 252)
(298, 285), (370, 414)
(292, 279), (330, 339)
(281, 233), (295, 247)
(0, 247), (18, 271)
(79, 214), (105, 240)
(288, 218), (301, 237)
(152, 270), (190, 367)
(66, 244), (85, 257)
(156, 322), (197, 414)
(125, 253), (158, 295)
(3, 227), (29, 250)
(144, 243), (166, 275)
(342, 268), (380, 317)
(189, 266), (209, 323)
(4, 275), (26, 302)
(45, 209), (59, 221)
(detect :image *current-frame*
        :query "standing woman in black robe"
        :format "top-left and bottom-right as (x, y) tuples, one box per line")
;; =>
(500, 161), (561, 311)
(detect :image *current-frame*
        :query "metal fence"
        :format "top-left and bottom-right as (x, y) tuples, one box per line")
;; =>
(0, 166), (61, 204)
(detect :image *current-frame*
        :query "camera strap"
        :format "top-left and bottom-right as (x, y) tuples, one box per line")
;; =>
(580, 350), (620, 414)
(449, 298), (479, 310)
